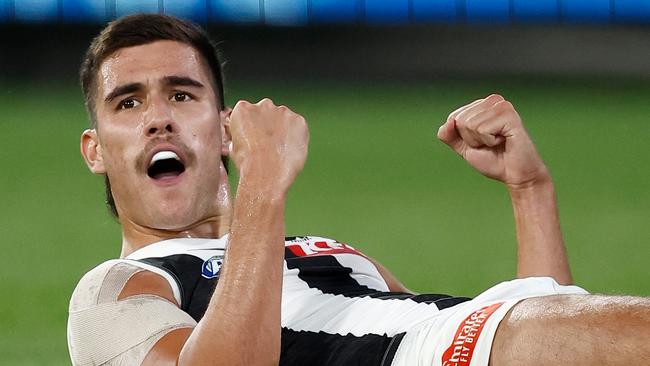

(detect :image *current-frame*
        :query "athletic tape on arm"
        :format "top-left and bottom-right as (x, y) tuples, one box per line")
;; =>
(67, 260), (197, 366)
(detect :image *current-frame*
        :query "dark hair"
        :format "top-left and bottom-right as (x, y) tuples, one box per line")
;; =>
(80, 14), (228, 218)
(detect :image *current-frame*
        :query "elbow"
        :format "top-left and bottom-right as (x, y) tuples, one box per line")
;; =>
(517, 272), (574, 287)
(553, 273), (574, 286)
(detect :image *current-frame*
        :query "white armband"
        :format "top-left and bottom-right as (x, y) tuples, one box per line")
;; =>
(67, 260), (197, 366)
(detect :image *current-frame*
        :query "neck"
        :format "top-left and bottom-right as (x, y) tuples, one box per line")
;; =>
(119, 213), (231, 258)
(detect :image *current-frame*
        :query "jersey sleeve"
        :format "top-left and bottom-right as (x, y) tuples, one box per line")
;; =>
(67, 260), (197, 366)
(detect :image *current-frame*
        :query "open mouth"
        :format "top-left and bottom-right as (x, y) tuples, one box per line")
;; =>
(147, 151), (186, 180)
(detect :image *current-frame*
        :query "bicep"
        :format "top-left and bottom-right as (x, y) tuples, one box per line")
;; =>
(120, 270), (195, 366)
(142, 327), (194, 366)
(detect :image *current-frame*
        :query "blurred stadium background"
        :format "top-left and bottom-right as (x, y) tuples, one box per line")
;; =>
(1, 0), (649, 364)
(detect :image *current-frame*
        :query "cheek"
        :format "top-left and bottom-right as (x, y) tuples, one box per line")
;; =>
(192, 136), (221, 166)
(98, 130), (138, 175)
(189, 113), (222, 150)
(190, 131), (223, 177)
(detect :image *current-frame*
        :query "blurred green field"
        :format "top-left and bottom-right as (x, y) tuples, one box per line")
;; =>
(1, 78), (648, 364)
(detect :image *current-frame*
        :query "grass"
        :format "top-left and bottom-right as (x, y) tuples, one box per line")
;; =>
(0, 77), (648, 364)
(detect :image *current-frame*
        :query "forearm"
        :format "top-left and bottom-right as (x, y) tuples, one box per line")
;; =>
(438, 95), (572, 284)
(179, 179), (286, 365)
(508, 177), (573, 285)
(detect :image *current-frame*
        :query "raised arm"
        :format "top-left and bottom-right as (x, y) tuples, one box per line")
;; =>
(437, 94), (572, 285)
(179, 99), (308, 365)
(119, 99), (308, 366)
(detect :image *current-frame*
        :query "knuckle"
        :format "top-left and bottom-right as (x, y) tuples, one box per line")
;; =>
(234, 100), (250, 109)
(295, 115), (307, 125)
(476, 123), (489, 135)
(456, 117), (470, 130)
(487, 93), (505, 102)
(495, 100), (512, 109)
(466, 115), (482, 128)
(494, 100), (514, 114)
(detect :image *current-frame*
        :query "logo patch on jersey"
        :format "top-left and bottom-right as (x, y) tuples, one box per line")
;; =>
(287, 238), (364, 258)
(201, 255), (224, 279)
(441, 302), (504, 366)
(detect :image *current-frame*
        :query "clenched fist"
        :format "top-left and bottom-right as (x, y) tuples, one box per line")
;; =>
(437, 94), (550, 188)
(228, 98), (309, 193)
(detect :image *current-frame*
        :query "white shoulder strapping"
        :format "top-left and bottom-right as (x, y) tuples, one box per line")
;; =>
(67, 260), (197, 366)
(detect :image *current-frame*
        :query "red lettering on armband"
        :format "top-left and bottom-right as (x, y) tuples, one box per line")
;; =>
(441, 302), (504, 366)
(287, 240), (364, 257)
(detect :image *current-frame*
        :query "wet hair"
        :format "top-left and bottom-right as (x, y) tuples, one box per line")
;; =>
(80, 14), (227, 218)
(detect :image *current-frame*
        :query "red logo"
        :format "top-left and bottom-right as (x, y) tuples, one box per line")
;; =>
(441, 302), (504, 366)
(287, 239), (364, 257)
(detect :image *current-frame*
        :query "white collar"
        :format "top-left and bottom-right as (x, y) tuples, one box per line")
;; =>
(126, 235), (229, 260)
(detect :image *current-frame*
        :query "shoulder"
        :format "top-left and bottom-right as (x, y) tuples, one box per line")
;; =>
(69, 259), (135, 311)
(68, 260), (196, 365)
(69, 259), (179, 311)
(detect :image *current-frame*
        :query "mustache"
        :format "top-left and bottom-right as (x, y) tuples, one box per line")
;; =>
(135, 136), (196, 171)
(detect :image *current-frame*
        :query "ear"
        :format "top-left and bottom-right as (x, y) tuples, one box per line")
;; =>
(80, 129), (106, 174)
(220, 107), (232, 156)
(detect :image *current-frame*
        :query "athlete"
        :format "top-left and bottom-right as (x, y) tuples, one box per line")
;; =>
(68, 14), (650, 366)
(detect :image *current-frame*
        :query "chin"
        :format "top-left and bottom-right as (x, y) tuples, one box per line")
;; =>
(144, 200), (200, 231)
(159, 212), (200, 231)
(126, 184), (217, 231)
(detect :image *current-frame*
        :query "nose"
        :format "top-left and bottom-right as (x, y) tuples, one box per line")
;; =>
(146, 121), (174, 136)
(143, 96), (177, 137)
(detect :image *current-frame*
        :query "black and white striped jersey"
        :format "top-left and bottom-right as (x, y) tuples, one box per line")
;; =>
(124, 235), (471, 365)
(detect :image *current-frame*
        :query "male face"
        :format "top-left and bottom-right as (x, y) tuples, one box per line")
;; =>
(81, 40), (230, 230)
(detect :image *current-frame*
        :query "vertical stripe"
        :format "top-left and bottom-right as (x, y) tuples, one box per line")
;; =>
(285, 253), (377, 297)
(381, 333), (406, 366)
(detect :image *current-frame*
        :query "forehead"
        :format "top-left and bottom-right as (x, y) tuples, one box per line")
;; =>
(98, 40), (213, 97)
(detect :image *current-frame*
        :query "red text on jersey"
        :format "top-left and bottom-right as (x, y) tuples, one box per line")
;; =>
(287, 239), (364, 258)
(441, 302), (504, 366)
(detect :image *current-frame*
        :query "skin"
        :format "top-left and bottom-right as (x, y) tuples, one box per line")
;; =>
(80, 40), (306, 365)
(80, 39), (642, 366)
(81, 40), (232, 256)
(438, 94), (572, 284)
(491, 295), (650, 366)
(441, 95), (650, 365)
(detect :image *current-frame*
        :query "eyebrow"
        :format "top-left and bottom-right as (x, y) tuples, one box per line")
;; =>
(163, 75), (205, 89)
(103, 76), (205, 103)
(104, 82), (143, 103)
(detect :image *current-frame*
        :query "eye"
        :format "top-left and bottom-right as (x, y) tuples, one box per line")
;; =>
(171, 92), (193, 102)
(118, 98), (141, 110)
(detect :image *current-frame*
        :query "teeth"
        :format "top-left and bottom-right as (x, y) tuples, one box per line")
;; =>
(150, 151), (180, 166)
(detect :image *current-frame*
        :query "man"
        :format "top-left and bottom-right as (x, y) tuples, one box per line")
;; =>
(68, 14), (649, 366)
